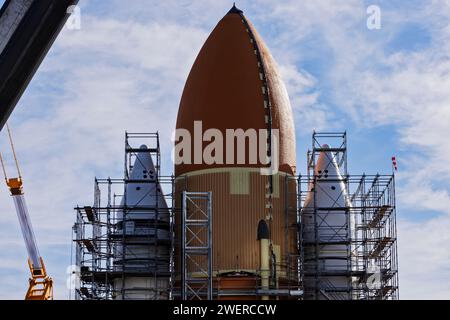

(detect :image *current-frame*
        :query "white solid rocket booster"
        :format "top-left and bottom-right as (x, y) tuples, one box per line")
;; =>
(301, 145), (352, 300)
(114, 145), (170, 300)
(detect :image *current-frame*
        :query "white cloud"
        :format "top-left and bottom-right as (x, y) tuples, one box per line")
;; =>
(398, 215), (450, 299)
(278, 64), (334, 133)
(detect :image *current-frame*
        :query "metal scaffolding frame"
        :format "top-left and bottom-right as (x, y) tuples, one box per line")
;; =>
(284, 175), (302, 295)
(71, 131), (397, 300)
(181, 191), (213, 300)
(300, 132), (351, 300)
(298, 132), (399, 300)
(72, 132), (175, 300)
(350, 174), (399, 299)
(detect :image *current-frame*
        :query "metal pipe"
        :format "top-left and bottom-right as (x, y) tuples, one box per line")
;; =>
(257, 219), (270, 300)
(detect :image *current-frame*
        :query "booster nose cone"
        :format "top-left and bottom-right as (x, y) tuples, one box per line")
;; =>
(314, 145), (340, 178)
(123, 148), (167, 211)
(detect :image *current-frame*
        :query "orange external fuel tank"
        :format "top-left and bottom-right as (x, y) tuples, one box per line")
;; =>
(174, 5), (299, 300)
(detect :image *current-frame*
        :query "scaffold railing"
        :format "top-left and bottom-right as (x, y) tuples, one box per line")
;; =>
(181, 191), (212, 300)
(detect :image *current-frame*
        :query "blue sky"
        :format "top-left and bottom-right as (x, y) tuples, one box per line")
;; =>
(0, 0), (449, 299)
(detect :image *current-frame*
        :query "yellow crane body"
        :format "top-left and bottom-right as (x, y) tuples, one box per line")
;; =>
(1, 124), (53, 300)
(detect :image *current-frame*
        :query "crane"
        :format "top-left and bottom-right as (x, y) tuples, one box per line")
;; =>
(0, 124), (53, 300)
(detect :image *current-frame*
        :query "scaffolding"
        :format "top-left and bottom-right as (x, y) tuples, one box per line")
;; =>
(72, 132), (175, 300)
(350, 174), (399, 299)
(181, 192), (212, 300)
(298, 132), (399, 300)
(284, 175), (303, 297)
(71, 131), (397, 300)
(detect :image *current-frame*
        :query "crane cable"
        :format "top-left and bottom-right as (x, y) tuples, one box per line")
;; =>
(0, 123), (22, 184)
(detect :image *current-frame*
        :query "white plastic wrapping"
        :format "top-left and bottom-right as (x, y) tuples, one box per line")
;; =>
(12, 194), (41, 269)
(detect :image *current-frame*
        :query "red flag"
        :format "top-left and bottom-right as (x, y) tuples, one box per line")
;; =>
(392, 156), (398, 171)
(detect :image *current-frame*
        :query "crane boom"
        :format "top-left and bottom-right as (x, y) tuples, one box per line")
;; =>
(0, 124), (53, 300)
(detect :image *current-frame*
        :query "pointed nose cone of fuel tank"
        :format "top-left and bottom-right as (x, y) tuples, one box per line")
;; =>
(175, 6), (296, 176)
(227, 3), (243, 15)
